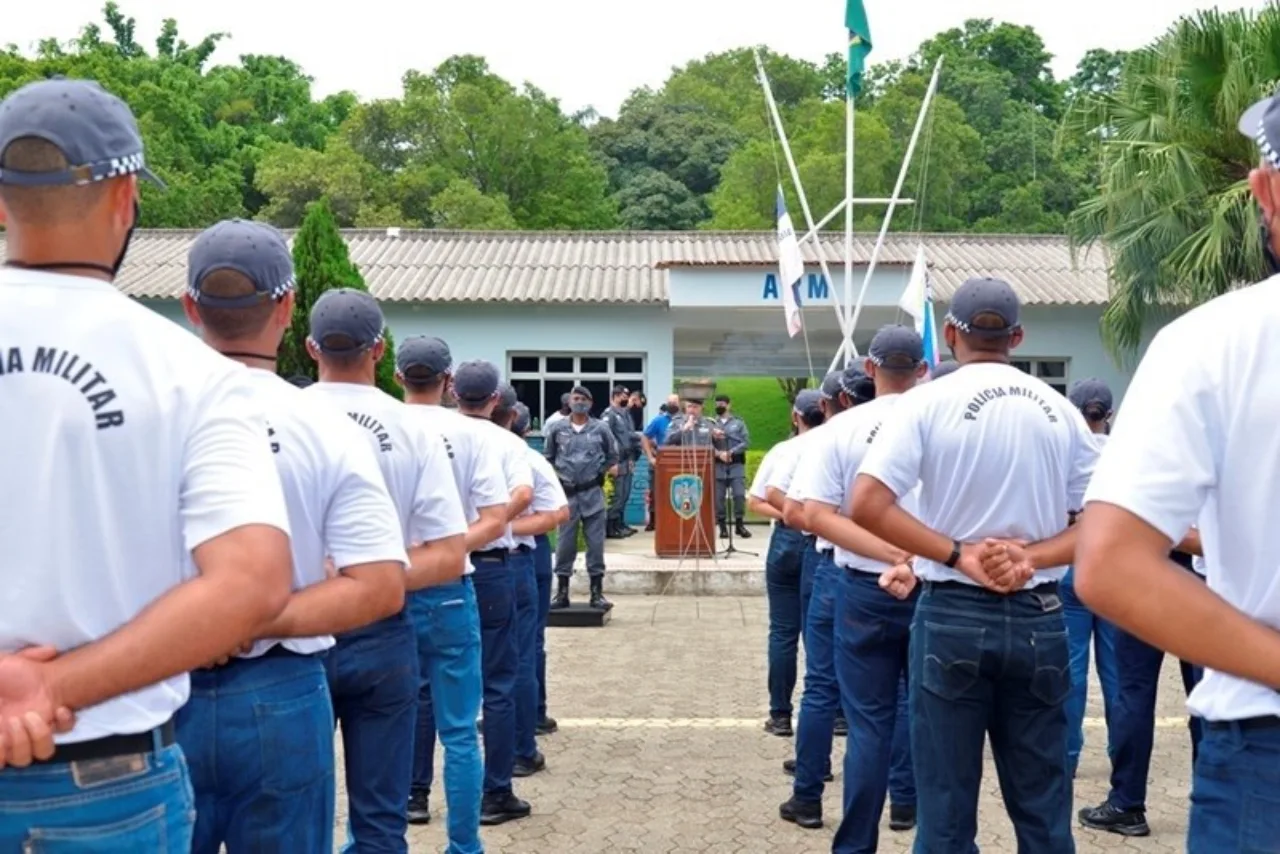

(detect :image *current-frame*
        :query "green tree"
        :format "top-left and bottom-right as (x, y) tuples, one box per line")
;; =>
(1065, 7), (1280, 355)
(430, 178), (518, 229)
(278, 198), (401, 398)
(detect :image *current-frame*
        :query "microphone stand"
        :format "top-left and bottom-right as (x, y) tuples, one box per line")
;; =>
(716, 462), (758, 558)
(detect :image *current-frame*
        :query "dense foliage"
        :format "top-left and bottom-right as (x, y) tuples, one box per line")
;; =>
(2, 5), (1124, 236)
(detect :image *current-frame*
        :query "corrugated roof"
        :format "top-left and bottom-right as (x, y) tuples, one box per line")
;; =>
(0, 229), (1111, 305)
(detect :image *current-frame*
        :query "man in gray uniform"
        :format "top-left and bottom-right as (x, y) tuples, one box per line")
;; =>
(664, 397), (723, 448)
(602, 385), (640, 539)
(546, 385), (619, 611)
(712, 394), (752, 539)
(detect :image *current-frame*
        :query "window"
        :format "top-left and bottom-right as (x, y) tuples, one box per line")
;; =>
(509, 353), (646, 428)
(1011, 359), (1068, 396)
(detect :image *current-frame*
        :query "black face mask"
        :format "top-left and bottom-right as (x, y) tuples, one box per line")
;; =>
(715, 405), (727, 415)
(6, 200), (139, 279)
(664, 404), (678, 415)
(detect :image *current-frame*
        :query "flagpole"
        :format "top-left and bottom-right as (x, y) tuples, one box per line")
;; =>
(753, 49), (851, 345)
(842, 91), (855, 367)
(837, 56), (943, 370)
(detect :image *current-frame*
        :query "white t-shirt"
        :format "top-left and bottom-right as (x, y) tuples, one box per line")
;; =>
(545, 410), (567, 429)
(236, 370), (408, 656)
(463, 417), (534, 552)
(789, 415), (856, 551)
(750, 436), (798, 502)
(794, 394), (920, 574)
(1084, 278), (1280, 721)
(861, 362), (1097, 586)
(405, 404), (509, 574)
(515, 450), (570, 549)
(0, 268), (290, 743)
(305, 383), (466, 547)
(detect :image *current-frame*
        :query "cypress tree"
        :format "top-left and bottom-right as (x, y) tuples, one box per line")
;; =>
(277, 198), (401, 398)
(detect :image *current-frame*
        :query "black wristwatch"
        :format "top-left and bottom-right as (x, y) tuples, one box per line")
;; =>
(944, 540), (961, 568)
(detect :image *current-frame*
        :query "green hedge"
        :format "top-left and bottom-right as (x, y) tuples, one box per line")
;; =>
(712, 378), (794, 450)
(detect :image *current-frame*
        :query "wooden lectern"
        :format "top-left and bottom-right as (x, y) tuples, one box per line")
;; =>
(654, 446), (715, 558)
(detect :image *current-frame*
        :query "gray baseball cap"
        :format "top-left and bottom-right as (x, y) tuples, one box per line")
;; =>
(0, 78), (164, 188)
(931, 360), (961, 379)
(819, 370), (844, 399)
(396, 335), (452, 378)
(187, 220), (294, 308)
(841, 363), (876, 404)
(945, 277), (1020, 337)
(793, 389), (823, 416)
(1068, 378), (1113, 414)
(308, 288), (384, 353)
(453, 360), (500, 403)
(1239, 85), (1280, 168)
(868, 324), (924, 369)
(496, 382), (518, 409)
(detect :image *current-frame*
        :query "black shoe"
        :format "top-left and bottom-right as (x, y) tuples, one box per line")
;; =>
(480, 793), (532, 826)
(550, 576), (570, 610)
(406, 789), (431, 825)
(589, 577), (612, 610)
(779, 796), (823, 829)
(644, 523), (655, 532)
(513, 751), (546, 777)
(606, 528), (628, 540)
(763, 715), (793, 737)
(782, 758), (833, 783)
(889, 803), (916, 832)
(735, 521), (752, 538)
(1078, 801), (1150, 837)
(620, 527), (637, 538)
(536, 715), (558, 735)
(833, 715), (848, 737)
(718, 522), (730, 539)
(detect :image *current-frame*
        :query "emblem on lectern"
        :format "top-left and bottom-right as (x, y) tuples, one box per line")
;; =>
(670, 474), (703, 521)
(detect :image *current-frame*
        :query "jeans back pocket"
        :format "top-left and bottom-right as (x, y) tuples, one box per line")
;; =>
(25, 804), (176, 853)
(255, 682), (337, 796)
(1029, 630), (1071, 706)
(919, 621), (984, 702)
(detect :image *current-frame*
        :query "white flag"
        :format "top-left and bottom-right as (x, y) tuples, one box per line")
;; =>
(776, 186), (805, 338)
(898, 245), (928, 325)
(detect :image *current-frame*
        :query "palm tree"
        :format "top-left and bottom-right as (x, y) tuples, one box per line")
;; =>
(1063, 8), (1280, 356)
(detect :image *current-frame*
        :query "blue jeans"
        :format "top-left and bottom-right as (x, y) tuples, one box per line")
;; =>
(176, 651), (334, 854)
(1188, 721), (1280, 852)
(792, 554), (839, 803)
(1108, 626), (1204, 810)
(1061, 568), (1119, 774)
(326, 612), (419, 854)
(911, 582), (1074, 854)
(799, 537), (819, 629)
(766, 524), (807, 718)
(511, 548), (541, 762)
(0, 736), (194, 851)
(534, 534), (553, 720)
(833, 569), (917, 854)
(472, 554), (518, 797)
(409, 579), (484, 854)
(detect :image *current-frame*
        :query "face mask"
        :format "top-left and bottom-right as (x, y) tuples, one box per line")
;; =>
(715, 405), (727, 415)
(570, 402), (591, 415)
(664, 404), (678, 415)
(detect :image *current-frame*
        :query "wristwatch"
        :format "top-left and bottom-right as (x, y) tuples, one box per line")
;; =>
(944, 540), (961, 568)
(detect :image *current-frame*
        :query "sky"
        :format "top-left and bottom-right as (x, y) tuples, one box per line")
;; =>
(6, 0), (1268, 117)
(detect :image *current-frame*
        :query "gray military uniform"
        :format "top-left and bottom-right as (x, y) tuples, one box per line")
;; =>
(602, 403), (641, 531)
(663, 414), (722, 448)
(713, 414), (750, 524)
(545, 417), (619, 579)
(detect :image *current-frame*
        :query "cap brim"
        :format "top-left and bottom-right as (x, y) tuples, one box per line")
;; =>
(1239, 97), (1270, 139)
(139, 166), (166, 190)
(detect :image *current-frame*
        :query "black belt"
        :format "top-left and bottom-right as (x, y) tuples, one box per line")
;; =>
(213, 644), (311, 669)
(1206, 716), (1280, 732)
(923, 579), (1060, 595)
(512, 545), (533, 554)
(560, 477), (604, 497)
(37, 720), (176, 766)
(472, 548), (508, 561)
(818, 547), (834, 558)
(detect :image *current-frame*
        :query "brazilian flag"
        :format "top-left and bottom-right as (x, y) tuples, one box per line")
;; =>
(846, 0), (873, 97)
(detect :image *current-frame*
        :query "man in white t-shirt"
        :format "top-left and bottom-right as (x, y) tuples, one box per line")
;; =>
(395, 335), (506, 845)
(851, 278), (1097, 853)
(0, 79), (292, 849)
(748, 390), (826, 740)
(304, 290), (468, 852)
(178, 220), (409, 853)
(508, 403), (570, 778)
(798, 326), (927, 850)
(1074, 87), (1280, 852)
(452, 361), (538, 826)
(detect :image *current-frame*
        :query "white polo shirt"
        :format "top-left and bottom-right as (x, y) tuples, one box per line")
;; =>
(305, 383), (466, 547)
(515, 450), (570, 549)
(405, 404), (509, 574)
(860, 361), (1097, 586)
(794, 394), (920, 574)
(464, 416), (534, 552)
(235, 369), (408, 657)
(1085, 278), (1280, 722)
(0, 268), (290, 743)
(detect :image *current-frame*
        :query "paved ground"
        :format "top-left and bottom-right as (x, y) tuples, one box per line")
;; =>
(336, 595), (1195, 853)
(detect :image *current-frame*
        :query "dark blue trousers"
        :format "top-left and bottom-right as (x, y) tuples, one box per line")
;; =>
(472, 554), (518, 796)
(534, 534), (553, 720)
(765, 523), (808, 718)
(510, 548), (541, 762)
(792, 554), (839, 803)
(1189, 721), (1280, 852)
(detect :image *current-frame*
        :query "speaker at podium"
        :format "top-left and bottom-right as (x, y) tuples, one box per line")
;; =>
(653, 446), (715, 558)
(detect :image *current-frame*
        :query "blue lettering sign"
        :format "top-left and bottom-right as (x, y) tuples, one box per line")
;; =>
(807, 274), (829, 301)
(762, 274), (779, 300)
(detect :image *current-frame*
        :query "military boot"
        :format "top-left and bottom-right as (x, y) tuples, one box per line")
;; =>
(735, 520), (752, 538)
(718, 520), (730, 539)
(550, 576), (570, 610)
(589, 576), (612, 611)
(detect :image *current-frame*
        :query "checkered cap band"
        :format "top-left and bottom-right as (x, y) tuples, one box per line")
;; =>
(1258, 119), (1280, 169)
